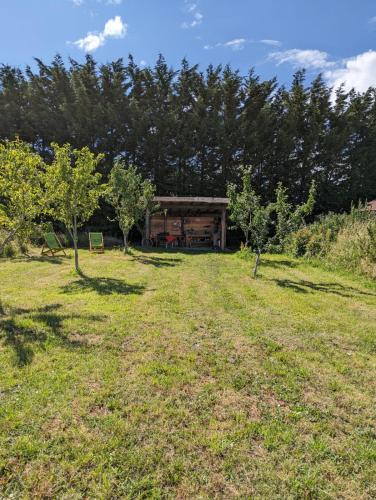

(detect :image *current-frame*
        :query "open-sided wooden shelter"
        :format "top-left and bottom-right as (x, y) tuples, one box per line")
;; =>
(146, 197), (229, 250)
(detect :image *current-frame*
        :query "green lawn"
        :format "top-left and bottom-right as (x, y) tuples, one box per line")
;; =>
(1, 248), (376, 498)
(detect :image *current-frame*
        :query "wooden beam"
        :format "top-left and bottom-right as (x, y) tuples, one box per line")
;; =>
(145, 208), (150, 245)
(154, 196), (229, 205)
(155, 204), (228, 212)
(220, 209), (226, 250)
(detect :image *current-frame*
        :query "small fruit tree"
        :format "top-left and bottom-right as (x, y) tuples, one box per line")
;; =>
(45, 143), (104, 272)
(228, 168), (272, 277)
(0, 139), (45, 254)
(107, 162), (156, 253)
(272, 180), (316, 251)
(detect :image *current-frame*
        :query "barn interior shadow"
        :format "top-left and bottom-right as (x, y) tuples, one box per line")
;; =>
(0, 302), (104, 366)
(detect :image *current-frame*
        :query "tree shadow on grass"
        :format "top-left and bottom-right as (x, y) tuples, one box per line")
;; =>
(130, 254), (182, 267)
(12, 255), (71, 265)
(0, 302), (105, 366)
(261, 258), (298, 269)
(272, 278), (376, 298)
(61, 271), (146, 296)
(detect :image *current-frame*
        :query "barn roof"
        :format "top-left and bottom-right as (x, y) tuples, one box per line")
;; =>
(154, 196), (229, 205)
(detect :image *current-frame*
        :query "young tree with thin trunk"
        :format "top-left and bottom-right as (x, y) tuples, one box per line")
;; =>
(107, 162), (156, 253)
(0, 139), (45, 254)
(228, 168), (271, 277)
(45, 143), (104, 272)
(272, 180), (316, 251)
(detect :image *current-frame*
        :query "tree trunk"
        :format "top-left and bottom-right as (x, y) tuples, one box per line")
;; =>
(245, 228), (249, 248)
(73, 216), (79, 272)
(123, 231), (128, 253)
(136, 223), (146, 247)
(253, 249), (261, 278)
(0, 228), (18, 255)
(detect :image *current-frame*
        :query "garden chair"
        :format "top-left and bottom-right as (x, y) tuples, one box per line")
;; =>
(89, 232), (104, 253)
(41, 232), (66, 256)
(165, 235), (177, 248)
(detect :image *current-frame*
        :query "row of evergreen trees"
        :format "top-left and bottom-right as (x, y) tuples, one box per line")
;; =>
(1, 54), (376, 214)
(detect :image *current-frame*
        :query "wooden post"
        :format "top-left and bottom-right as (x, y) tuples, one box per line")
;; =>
(145, 208), (150, 246)
(220, 208), (226, 250)
(181, 216), (185, 247)
(164, 209), (168, 233)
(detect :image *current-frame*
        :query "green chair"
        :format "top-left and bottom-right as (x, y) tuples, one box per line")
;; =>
(41, 232), (66, 256)
(89, 232), (104, 253)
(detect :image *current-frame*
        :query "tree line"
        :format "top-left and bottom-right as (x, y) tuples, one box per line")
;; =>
(0, 137), (316, 277)
(1, 53), (376, 217)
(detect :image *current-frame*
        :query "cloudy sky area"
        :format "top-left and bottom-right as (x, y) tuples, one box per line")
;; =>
(1, 0), (376, 92)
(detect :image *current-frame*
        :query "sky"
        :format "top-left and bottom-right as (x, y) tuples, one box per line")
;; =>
(1, 0), (376, 92)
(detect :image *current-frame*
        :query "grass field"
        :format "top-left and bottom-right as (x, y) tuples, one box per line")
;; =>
(0, 248), (376, 498)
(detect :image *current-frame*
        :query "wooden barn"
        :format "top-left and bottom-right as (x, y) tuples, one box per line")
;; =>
(146, 196), (229, 250)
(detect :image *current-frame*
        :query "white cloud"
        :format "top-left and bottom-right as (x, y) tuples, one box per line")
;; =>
(187, 2), (197, 12)
(369, 16), (376, 23)
(182, 2), (203, 28)
(103, 15), (127, 37)
(204, 38), (247, 51)
(325, 50), (376, 93)
(72, 0), (84, 5)
(72, 15), (127, 52)
(269, 49), (334, 69)
(97, 0), (123, 4)
(140, 60), (147, 67)
(260, 39), (281, 47)
(223, 38), (246, 51)
(268, 46), (376, 93)
(73, 33), (105, 52)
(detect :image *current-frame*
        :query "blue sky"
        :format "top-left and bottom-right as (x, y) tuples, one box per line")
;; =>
(1, 0), (376, 91)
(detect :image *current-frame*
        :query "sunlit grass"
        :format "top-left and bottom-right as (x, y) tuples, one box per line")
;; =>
(1, 248), (375, 497)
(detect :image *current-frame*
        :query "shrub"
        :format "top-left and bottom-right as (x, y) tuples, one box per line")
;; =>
(1, 240), (16, 258)
(237, 242), (253, 260)
(286, 226), (312, 257)
(328, 219), (376, 278)
(286, 207), (376, 279)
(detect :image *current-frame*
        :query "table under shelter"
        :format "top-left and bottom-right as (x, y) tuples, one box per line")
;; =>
(146, 196), (229, 250)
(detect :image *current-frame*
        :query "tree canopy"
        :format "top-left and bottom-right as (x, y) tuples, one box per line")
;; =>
(45, 142), (104, 270)
(0, 138), (45, 253)
(0, 54), (375, 219)
(107, 162), (156, 252)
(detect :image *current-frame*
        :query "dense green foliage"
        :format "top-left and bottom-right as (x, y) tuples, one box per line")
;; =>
(228, 168), (271, 276)
(0, 139), (45, 254)
(107, 163), (156, 251)
(228, 169), (316, 276)
(45, 143), (104, 270)
(270, 180), (316, 252)
(287, 208), (376, 278)
(1, 54), (376, 215)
